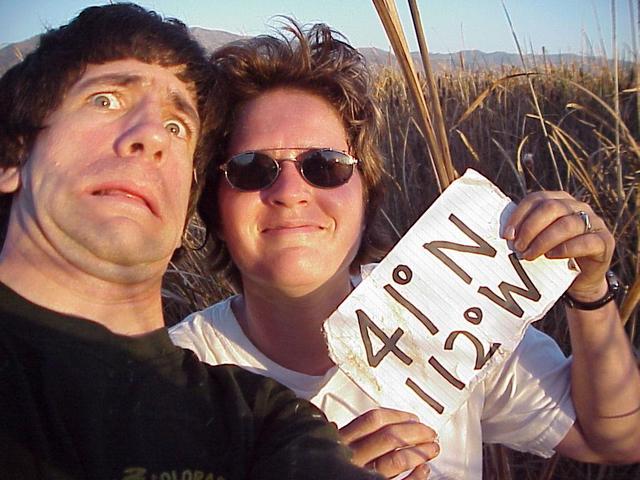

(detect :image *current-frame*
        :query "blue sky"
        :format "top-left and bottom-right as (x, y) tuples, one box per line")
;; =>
(0, 1), (635, 58)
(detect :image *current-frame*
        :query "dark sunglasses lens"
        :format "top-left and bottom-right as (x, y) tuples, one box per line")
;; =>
(226, 152), (278, 191)
(302, 151), (355, 188)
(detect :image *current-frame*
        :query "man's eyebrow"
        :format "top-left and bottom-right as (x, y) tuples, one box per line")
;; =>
(72, 73), (144, 92)
(170, 91), (200, 129)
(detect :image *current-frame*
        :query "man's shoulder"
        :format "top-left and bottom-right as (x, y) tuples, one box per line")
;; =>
(182, 354), (385, 478)
(187, 350), (306, 411)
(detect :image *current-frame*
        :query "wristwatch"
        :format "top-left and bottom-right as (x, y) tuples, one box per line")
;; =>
(562, 270), (623, 310)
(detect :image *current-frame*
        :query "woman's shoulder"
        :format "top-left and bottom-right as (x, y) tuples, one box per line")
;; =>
(171, 295), (238, 334)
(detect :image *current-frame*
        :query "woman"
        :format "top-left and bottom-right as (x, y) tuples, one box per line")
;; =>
(170, 22), (640, 479)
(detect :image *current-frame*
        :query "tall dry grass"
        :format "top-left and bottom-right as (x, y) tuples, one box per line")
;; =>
(373, 61), (639, 479)
(163, 59), (639, 479)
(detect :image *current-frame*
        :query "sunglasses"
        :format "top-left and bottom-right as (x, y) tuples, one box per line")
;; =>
(220, 148), (359, 192)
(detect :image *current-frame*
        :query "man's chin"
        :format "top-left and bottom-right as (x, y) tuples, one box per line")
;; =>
(55, 230), (175, 283)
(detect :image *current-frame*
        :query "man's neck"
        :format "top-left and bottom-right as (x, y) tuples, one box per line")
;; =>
(0, 237), (166, 336)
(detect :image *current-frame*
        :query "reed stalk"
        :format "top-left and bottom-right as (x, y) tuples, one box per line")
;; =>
(622, 278), (640, 325)
(407, 0), (456, 182)
(501, 0), (564, 190)
(371, 0), (453, 191)
(612, 1), (624, 217)
(635, 0), (640, 138)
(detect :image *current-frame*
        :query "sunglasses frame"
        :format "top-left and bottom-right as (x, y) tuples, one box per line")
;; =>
(220, 147), (359, 192)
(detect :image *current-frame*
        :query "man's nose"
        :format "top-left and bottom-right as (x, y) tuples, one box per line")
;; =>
(113, 99), (170, 162)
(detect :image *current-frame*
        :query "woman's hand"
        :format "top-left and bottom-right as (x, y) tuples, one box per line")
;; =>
(339, 408), (438, 479)
(502, 191), (615, 301)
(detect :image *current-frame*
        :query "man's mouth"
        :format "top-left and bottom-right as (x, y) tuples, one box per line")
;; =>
(91, 187), (156, 215)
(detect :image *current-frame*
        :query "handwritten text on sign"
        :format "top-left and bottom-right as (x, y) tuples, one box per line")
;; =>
(324, 169), (578, 430)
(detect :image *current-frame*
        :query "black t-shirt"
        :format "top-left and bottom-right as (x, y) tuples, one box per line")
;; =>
(0, 283), (381, 480)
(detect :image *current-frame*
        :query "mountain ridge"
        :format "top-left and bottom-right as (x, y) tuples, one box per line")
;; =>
(0, 27), (610, 77)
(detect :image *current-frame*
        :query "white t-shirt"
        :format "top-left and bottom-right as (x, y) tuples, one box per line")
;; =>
(170, 296), (575, 480)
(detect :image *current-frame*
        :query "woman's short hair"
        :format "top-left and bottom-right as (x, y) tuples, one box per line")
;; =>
(199, 20), (390, 289)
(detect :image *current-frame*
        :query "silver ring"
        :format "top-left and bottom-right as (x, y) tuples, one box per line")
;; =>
(576, 210), (592, 234)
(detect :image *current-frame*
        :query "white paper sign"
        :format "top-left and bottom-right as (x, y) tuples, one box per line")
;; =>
(324, 169), (579, 430)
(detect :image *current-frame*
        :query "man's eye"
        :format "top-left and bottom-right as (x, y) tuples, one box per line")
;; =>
(91, 93), (121, 109)
(164, 120), (188, 139)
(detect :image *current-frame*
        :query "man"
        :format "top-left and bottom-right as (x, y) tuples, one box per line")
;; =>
(0, 5), (381, 480)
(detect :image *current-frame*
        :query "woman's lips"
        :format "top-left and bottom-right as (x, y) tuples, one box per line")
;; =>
(262, 223), (324, 234)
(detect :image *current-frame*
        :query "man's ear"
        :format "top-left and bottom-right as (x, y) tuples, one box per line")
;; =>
(0, 167), (20, 194)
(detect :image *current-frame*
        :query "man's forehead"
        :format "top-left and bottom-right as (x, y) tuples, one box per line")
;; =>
(72, 60), (198, 106)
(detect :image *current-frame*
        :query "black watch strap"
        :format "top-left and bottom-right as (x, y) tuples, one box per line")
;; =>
(562, 270), (622, 310)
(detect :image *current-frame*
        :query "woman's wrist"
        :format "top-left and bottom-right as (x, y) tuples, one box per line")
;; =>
(563, 272), (622, 310)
